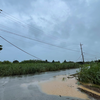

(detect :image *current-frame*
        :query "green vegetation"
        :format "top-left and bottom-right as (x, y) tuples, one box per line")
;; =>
(0, 60), (80, 76)
(78, 62), (100, 85)
(20, 60), (48, 64)
(0, 45), (2, 51)
(0, 59), (100, 86)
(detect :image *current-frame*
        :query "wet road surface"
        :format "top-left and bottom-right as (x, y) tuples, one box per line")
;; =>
(0, 68), (94, 100)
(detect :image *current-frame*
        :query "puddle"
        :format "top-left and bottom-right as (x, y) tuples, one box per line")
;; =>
(39, 75), (90, 100)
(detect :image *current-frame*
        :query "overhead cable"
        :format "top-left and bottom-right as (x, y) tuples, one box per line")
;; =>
(0, 36), (42, 60)
(0, 28), (80, 52)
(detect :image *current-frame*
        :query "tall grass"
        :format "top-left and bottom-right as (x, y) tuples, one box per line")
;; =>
(0, 63), (80, 76)
(78, 62), (100, 85)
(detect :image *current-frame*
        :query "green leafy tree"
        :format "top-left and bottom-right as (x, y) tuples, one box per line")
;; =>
(0, 45), (2, 51)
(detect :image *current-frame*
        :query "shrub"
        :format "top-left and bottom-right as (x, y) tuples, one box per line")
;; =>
(78, 63), (100, 85)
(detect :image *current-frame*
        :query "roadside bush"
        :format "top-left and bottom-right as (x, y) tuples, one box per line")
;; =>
(78, 63), (100, 85)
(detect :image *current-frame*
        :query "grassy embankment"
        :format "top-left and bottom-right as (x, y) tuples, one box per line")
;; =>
(78, 62), (100, 85)
(0, 61), (80, 76)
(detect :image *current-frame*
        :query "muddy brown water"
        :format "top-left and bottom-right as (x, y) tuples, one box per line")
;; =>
(39, 76), (89, 99)
(0, 68), (96, 100)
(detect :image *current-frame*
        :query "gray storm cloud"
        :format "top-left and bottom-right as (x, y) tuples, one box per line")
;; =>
(0, 0), (100, 62)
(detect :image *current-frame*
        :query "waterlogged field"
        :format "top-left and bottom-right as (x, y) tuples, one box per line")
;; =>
(0, 63), (80, 76)
(78, 62), (100, 85)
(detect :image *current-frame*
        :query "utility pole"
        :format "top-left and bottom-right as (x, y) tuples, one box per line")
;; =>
(80, 43), (84, 64)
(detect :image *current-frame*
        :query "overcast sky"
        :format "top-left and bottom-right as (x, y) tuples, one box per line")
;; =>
(0, 0), (100, 62)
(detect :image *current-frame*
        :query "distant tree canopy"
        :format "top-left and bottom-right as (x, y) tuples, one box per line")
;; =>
(2, 60), (12, 64)
(20, 60), (49, 63)
(0, 45), (2, 51)
(45, 59), (48, 62)
(13, 60), (19, 63)
(52, 60), (55, 63)
(63, 60), (67, 63)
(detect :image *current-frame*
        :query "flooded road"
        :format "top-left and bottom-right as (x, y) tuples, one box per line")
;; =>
(0, 68), (95, 100)
(39, 76), (89, 99)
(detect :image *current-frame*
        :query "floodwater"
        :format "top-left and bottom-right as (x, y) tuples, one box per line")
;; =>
(39, 76), (89, 99)
(0, 68), (95, 100)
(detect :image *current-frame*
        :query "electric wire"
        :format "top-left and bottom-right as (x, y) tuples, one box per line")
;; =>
(0, 10), (81, 51)
(1, 10), (100, 60)
(0, 27), (99, 60)
(0, 28), (99, 59)
(84, 53), (97, 61)
(1, 11), (59, 40)
(76, 55), (82, 62)
(83, 52), (99, 58)
(0, 12), (25, 27)
(0, 36), (42, 60)
(83, 48), (100, 56)
(0, 28), (81, 52)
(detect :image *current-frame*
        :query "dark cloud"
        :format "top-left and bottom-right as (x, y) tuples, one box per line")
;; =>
(0, 0), (100, 62)
(28, 22), (44, 39)
(0, 0), (37, 14)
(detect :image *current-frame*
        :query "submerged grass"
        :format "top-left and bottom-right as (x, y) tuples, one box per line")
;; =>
(0, 63), (80, 76)
(78, 62), (100, 85)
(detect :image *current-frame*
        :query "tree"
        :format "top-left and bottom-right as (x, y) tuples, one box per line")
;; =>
(52, 60), (55, 63)
(45, 59), (48, 63)
(0, 45), (2, 51)
(63, 60), (67, 63)
(13, 60), (19, 63)
(57, 61), (60, 63)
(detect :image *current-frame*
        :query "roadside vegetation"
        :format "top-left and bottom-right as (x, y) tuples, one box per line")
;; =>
(78, 61), (100, 85)
(0, 60), (81, 76)
(1, 59), (100, 86)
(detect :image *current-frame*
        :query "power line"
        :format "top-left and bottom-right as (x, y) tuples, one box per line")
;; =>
(83, 48), (100, 56)
(0, 36), (41, 60)
(0, 28), (99, 59)
(0, 28), (81, 52)
(78, 44), (100, 58)
(1, 28), (100, 58)
(76, 55), (82, 62)
(0, 12), (25, 27)
(1, 10), (59, 40)
(83, 52), (99, 58)
(84, 53), (97, 60)
(0, 23), (79, 48)
(0, 10), (83, 53)
(1, 10), (100, 59)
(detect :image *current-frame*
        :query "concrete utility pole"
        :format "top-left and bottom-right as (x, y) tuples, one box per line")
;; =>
(80, 43), (84, 63)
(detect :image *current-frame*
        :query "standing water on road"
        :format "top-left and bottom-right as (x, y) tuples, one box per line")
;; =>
(0, 68), (95, 100)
